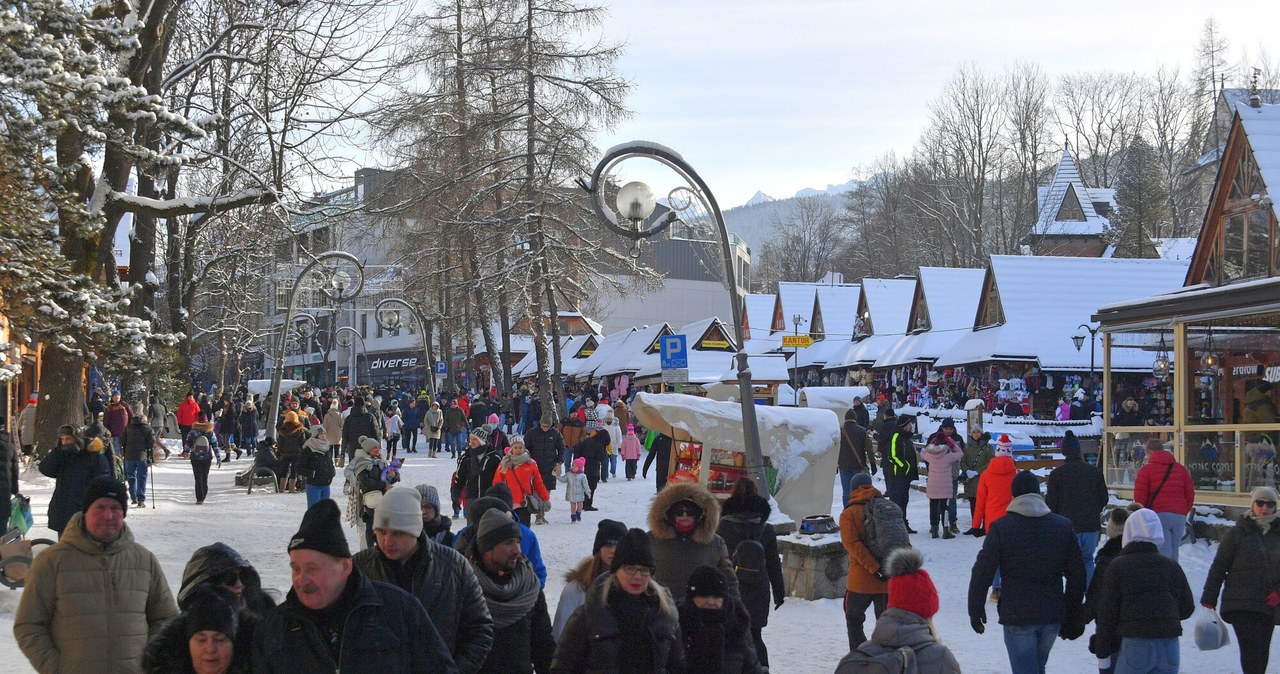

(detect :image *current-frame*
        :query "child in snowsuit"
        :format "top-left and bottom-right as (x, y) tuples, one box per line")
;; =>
(619, 424), (644, 480)
(559, 456), (592, 523)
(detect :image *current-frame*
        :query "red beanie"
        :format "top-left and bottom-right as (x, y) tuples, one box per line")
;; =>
(885, 548), (939, 619)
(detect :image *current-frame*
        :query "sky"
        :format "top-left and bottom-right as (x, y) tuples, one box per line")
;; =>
(593, 0), (1278, 208)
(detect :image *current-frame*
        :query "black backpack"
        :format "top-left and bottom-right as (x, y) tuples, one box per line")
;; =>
(849, 496), (910, 565)
(835, 643), (918, 674)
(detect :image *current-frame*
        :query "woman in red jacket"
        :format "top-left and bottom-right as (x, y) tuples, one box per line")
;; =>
(493, 435), (550, 527)
(967, 434), (1018, 602)
(1132, 438), (1195, 561)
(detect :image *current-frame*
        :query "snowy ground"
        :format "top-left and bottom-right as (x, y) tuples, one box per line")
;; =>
(0, 438), (1265, 673)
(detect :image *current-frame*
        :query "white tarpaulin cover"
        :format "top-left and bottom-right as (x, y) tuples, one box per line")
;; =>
(629, 392), (840, 522)
(797, 386), (873, 417)
(246, 379), (308, 396)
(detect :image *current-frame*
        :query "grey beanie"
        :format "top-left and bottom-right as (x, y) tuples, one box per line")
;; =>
(475, 507), (521, 554)
(373, 486), (423, 538)
(416, 484), (442, 513)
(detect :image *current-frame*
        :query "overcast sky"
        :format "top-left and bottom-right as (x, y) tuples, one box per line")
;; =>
(594, 0), (1277, 207)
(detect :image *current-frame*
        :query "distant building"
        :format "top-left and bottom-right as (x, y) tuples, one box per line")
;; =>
(1021, 144), (1116, 257)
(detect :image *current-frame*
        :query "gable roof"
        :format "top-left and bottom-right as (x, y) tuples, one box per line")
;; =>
(594, 323), (674, 378)
(826, 278), (915, 368)
(1031, 147), (1111, 237)
(875, 267), (985, 368)
(776, 282), (818, 331)
(934, 255), (1189, 370)
(742, 294), (776, 340)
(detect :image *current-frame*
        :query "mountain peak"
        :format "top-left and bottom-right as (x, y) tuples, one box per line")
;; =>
(744, 190), (775, 206)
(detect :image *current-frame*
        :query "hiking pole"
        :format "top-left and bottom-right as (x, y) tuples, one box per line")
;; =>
(149, 460), (156, 509)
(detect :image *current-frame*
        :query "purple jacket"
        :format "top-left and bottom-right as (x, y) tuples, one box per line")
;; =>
(103, 401), (133, 438)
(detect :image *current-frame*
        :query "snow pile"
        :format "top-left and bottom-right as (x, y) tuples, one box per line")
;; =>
(630, 392), (840, 520)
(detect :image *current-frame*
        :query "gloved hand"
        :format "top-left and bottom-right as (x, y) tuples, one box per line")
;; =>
(1059, 620), (1085, 640)
(970, 613), (986, 634)
(965, 527), (985, 537)
(773, 598), (784, 611)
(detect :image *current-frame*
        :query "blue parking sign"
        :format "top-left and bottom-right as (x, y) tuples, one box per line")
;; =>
(659, 335), (688, 369)
(434, 360), (447, 375)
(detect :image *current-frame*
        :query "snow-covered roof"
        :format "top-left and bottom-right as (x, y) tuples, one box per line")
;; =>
(814, 284), (861, 340)
(566, 328), (634, 379)
(1032, 147), (1110, 237)
(472, 332), (534, 358)
(595, 323), (672, 378)
(1153, 237), (1199, 261)
(875, 267), (984, 368)
(826, 278), (914, 368)
(934, 255), (1189, 371)
(1238, 102), (1280, 198)
(742, 294), (776, 340)
(511, 335), (583, 378)
(776, 282), (817, 329)
(795, 337), (846, 368)
(636, 318), (736, 383)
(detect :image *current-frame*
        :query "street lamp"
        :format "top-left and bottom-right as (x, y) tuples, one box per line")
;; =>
(792, 313), (806, 405)
(334, 326), (367, 388)
(265, 251), (364, 433)
(579, 140), (767, 494)
(1072, 323), (1100, 384)
(374, 297), (437, 398)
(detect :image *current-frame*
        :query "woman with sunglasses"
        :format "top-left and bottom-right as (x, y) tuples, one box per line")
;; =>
(551, 528), (683, 672)
(1201, 486), (1280, 674)
(176, 543), (278, 616)
(646, 481), (739, 602)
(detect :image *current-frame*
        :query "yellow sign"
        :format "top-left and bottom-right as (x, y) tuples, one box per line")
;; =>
(701, 340), (731, 349)
(782, 335), (814, 348)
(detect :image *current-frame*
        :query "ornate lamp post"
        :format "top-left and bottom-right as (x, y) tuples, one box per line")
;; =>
(1072, 322), (1100, 384)
(374, 298), (436, 397)
(579, 141), (767, 494)
(265, 251), (364, 432)
(334, 326), (367, 388)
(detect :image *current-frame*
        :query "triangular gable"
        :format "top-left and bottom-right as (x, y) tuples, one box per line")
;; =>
(741, 297), (752, 336)
(1057, 184), (1087, 221)
(854, 292), (873, 337)
(644, 325), (676, 354)
(975, 269), (1005, 328)
(809, 294), (825, 339)
(1032, 146), (1108, 236)
(574, 335), (599, 358)
(694, 319), (737, 351)
(907, 280), (929, 332)
(770, 293), (785, 333)
(1188, 103), (1280, 286)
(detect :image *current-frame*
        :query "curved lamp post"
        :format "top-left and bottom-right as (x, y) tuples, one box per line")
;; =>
(579, 140), (766, 494)
(334, 326), (367, 388)
(265, 251), (364, 432)
(374, 298), (436, 397)
(1072, 322), (1100, 383)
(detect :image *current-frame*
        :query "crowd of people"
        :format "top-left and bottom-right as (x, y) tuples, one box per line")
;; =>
(836, 396), (1276, 674)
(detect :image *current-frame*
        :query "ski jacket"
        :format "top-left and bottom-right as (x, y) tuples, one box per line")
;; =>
(1045, 456), (1110, 532)
(1132, 450), (1195, 515)
(971, 455), (1016, 531)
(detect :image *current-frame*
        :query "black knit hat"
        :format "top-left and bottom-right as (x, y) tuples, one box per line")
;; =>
(1011, 470), (1040, 497)
(287, 500), (351, 559)
(466, 496), (513, 527)
(82, 476), (129, 515)
(593, 519), (628, 557)
(687, 565), (728, 599)
(475, 508), (521, 554)
(184, 585), (239, 640)
(485, 483), (514, 509)
(896, 414), (915, 428)
(1061, 430), (1081, 458)
(610, 528), (655, 571)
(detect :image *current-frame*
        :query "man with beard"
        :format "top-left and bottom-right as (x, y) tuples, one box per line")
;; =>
(252, 500), (457, 673)
(354, 486), (495, 673)
(468, 509), (555, 674)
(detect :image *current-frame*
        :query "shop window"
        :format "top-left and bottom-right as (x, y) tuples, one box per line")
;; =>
(1217, 147), (1274, 283)
(1184, 430), (1238, 493)
(1105, 328), (1175, 428)
(1103, 430), (1171, 488)
(1183, 313), (1280, 428)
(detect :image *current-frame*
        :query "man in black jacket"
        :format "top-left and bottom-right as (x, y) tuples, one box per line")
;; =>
(1044, 430), (1110, 584)
(120, 414), (155, 506)
(641, 432), (673, 493)
(524, 414), (565, 525)
(354, 486), (494, 674)
(0, 417), (18, 516)
(838, 409), (876, 506)
(468, 508), (554, 674)
(969, 470), (1086, 674)
(341, 397), (380, 460)
(253, 500), (458, 673)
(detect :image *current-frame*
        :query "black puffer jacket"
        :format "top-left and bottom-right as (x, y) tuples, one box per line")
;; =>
(1093, 541), (1195, 658)
(1202, 514), (1280, 624)
(717, 493), (785, 624)
(143, 608), (257, 673)
(341, 407), (381, 455)
(678, 592), (757, 674)
(354, 536), (494, 674)
(39, 438), (111, 534)
(524, 425), (566, 488)
(0, 432), (17, 511)
(969, 493), (1086, 627)
(550, 573), (684, 674)
(251, 570), (457, 673)
(1044, 456), (1110, 532)
(122, 417), (155, 462)
(296, 440), (336, 486)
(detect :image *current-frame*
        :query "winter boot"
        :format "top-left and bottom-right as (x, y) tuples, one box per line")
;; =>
(904, 521), (918, 534)
(943, 528), (955, 539)
(949, 522), (960, 535)
(930, 527), (939, 539)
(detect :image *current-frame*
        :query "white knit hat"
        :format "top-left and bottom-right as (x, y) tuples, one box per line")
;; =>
(374, 486), (423, 538)
(994, 434), (1014, 457)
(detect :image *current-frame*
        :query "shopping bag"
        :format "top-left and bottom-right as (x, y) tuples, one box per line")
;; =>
(1194, 606), (1230, 650)
(10, 495), (33, 535)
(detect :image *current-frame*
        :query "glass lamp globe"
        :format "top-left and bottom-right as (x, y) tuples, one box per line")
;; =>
(616, 181), (657, 222)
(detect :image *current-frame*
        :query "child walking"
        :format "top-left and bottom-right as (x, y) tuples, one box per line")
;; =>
(620, 424), (643, 480)
(559, 456), (592, 522)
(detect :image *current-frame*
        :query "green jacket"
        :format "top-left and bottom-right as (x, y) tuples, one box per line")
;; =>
(15, 513), (177, 674)
(960, 434), (994, 499)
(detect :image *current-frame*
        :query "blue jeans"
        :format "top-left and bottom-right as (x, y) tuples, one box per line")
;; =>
(125, 460), (148, 503)
(447, 431), (467, 455)
(608, 454), (617, 476)
(305, 484), (330, 509)
(1114, 637), (1178, 674)
(1155, 512), (1185, 561)
(1002, 623), (1058, 674)
(1077, 530), (1100, 584)
(838, 468), (860, 506)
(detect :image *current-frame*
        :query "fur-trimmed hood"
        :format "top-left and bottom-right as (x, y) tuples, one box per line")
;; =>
(142, 608), (257, 673)
(648, 481), (720, 544)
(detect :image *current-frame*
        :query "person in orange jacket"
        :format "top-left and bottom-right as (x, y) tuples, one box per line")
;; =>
(839, 472), (890, 651)
(493, 435), (550, 527)
(967, 434), (1018, 602)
